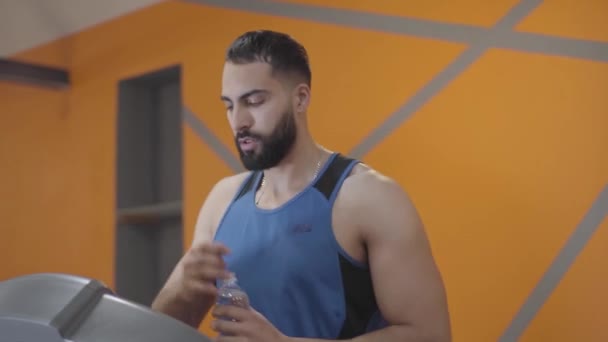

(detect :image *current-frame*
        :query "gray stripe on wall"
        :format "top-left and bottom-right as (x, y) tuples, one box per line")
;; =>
(348, 44), (487, 158)
(495, 31), (608, 62)
(499, 183), (608, 342)
(182, 107), (243, 173)
(183, 0), (608, 62)
(350, 0), (542, 159)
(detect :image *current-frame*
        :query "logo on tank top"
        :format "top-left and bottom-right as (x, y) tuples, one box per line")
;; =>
(292, 223), (312, 234)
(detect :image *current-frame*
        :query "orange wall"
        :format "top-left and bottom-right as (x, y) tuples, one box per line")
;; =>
(1, 1), (607, 341)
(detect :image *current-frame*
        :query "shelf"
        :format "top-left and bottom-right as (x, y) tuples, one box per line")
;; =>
(117, 200), (182, 225)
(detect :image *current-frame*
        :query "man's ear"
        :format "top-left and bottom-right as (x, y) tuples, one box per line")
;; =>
(293, 83), (311, 114)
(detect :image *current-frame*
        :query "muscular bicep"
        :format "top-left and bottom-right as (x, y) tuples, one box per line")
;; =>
(362, 179), (451, 340)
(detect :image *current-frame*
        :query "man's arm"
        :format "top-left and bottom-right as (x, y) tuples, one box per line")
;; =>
(208, 168), (451, 341)
(151, 173), (247, 327)
(295, 170), (452, 342)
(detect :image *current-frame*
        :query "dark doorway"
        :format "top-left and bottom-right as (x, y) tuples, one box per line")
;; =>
(115, 65), (183, 306)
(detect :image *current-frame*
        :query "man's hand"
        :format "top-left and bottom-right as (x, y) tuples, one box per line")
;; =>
(178, 242), (232, 302)
(211, 305), (288, 342)
(150, 241), (232, 327)
(151, 174), (248, 328)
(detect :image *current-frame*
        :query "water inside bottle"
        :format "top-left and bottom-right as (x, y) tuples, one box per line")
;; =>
(215, 274), (250, 336)
(216, 274), (249, 319)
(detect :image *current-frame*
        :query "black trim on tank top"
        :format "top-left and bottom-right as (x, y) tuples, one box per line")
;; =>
(234, 171), (260, 201)
(337, 254), (378, 339)
(313, 153), (357, 199)
(312, 153), (377, 337)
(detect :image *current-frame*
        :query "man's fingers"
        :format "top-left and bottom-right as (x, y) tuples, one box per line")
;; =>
(191, 257), (231, 279)
(198, 266), (232, 281)
(179, 241), (233, 300)
(189, 281), (218, 297)
(185, 265), (229, 282)
(212, 305), (250, 322)
(211, 319), (243, 337)
(195, 253), (226, 269)
(193, 241), (231, 256)
(183, 253), (231, 280)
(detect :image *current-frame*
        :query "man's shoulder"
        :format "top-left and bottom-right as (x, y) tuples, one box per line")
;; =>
(193, 171), (254, 243)
(213, 171), (255, 195)
(337, 163), (423, 243)
(343, 162), (403, 196)
(201, 171), (255, 215)
(339, 163), (417, 221)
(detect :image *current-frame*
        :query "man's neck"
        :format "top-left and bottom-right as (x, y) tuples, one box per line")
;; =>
(261, 138), (329, 195)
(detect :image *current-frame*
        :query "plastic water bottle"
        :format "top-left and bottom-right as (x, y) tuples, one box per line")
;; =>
(215, 274), (249, 337)
(216, 273), (250, 320)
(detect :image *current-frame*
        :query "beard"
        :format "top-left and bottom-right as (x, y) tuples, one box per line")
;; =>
(234, 110), (297, 171)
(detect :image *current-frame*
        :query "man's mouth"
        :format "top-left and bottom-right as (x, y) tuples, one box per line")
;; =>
(238, 137), (258, 152)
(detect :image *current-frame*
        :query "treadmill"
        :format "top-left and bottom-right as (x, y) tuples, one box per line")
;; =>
(0, 273), (211, 341)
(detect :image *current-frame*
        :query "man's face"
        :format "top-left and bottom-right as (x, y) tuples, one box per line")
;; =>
(221, 61), (297, 171)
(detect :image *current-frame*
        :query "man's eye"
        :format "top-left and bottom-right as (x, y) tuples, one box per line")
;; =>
(247, 98), (264, 106)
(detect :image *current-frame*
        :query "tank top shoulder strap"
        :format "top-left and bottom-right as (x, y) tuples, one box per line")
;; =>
(232, 171), (261, 203)
(313, 153), (360, 204)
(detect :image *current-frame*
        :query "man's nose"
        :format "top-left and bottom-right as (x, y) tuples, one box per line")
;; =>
(232, 106), (254, 131)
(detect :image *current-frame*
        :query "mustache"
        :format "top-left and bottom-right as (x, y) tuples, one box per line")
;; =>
(236, 130), (263, 140)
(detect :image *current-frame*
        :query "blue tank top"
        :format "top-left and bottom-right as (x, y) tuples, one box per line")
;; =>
(213, 153), (387, 339)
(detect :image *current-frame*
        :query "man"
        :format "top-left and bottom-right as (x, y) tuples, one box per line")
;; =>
(152, 30), (452, 342)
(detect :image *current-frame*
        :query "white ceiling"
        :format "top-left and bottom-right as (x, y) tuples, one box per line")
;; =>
(0, 0), (164, 56)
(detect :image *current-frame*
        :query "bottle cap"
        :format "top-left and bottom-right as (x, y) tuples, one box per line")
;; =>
(219, 272), (237, 287)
